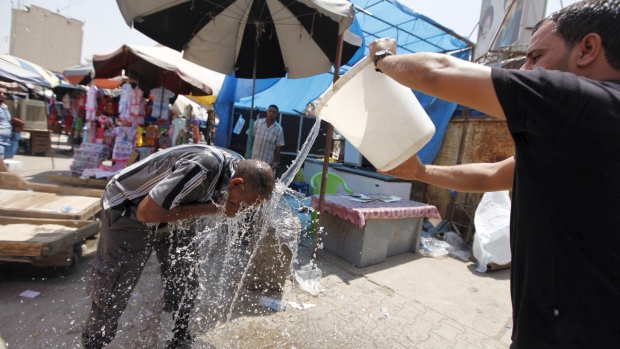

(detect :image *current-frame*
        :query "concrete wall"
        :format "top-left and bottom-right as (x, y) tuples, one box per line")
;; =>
(10, 5), (83, 72)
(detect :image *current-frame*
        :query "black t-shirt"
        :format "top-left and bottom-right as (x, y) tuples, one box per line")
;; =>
(492, 67), (620, 348)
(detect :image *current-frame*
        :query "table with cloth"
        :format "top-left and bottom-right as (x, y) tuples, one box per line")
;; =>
(311, 194), (441, 267)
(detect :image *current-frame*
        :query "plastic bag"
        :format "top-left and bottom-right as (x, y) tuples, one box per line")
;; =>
(443, 231), (471, 262)
(420, 235), (451, 257)
(294, 262), (322, 296)
(473, 190), (512, 273)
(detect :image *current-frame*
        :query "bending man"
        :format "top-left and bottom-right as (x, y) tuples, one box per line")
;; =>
(82, 144), (275, 349)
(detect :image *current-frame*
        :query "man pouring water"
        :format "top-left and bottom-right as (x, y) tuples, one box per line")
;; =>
(369, 0), (620, 347)
(82, 144), (275, 349)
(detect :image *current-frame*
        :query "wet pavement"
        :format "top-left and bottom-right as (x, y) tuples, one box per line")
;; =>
(0, 135), (512, 348)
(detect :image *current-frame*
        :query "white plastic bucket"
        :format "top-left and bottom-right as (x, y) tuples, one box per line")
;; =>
(314, 56), (435, 171)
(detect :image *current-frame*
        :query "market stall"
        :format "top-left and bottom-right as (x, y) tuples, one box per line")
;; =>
(54, 45), (227, 181)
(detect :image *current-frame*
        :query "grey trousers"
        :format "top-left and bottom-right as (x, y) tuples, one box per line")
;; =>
(82, 208), (198, 348)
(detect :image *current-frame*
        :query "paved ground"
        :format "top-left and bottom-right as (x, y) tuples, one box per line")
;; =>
(0, 135), (512, 348)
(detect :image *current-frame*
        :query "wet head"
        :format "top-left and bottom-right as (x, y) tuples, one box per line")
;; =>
(225, 159), (275, 216)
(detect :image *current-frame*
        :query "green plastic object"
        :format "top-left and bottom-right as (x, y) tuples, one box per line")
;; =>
(310, 172), (354, 234)
(310, 172), (354, 195)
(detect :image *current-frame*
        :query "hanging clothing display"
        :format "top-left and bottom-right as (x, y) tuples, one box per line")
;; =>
(101, 96), (118, 116)
(118, 82), (133, 122)
(85, 87), (98, 121)
(150, 86), (175, 120)
(62, 93), (71, 110)
(112, 125), (137, 162)
(144, 124), (158, 147)
(130, 87), (146, 125)
(170, 116), (186, 145)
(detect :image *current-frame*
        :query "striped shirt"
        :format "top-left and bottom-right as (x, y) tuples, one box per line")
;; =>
(250, 118), (284, 164)
(102, 144), (242, 222)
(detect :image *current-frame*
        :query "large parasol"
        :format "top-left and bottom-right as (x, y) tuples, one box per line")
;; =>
(116, 0), (361, 157)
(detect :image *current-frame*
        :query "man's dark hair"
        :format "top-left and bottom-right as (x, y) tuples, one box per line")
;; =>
(534, 0), (620, 70)
(236, 159), (276, 200)
(268, 104), (279, 112)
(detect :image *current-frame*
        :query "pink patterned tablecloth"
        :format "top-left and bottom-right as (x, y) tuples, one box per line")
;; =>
(311, 194), (441, 229)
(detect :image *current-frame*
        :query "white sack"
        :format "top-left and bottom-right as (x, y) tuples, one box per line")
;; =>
(473, 190), (512, 273)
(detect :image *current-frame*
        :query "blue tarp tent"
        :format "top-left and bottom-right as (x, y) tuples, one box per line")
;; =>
(215, 0), (473, 164)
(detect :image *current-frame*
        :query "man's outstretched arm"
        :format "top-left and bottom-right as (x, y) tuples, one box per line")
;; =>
(370, 38), (506, 120)
(379, 155), (515, 193)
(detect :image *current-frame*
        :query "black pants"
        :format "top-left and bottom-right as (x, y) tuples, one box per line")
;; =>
(82, 209), (198, 348)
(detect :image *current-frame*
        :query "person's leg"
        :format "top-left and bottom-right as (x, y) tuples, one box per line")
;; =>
(82, 209), (153, 349)
(9, 131), (20, 158)
(154, 225), (199, 347)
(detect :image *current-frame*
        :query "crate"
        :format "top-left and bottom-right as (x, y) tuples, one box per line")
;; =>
(290, 182), (310, 197)
(28, 130), (52, 156)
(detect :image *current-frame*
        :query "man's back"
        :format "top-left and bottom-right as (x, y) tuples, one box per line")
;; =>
(103, 145), (241, 214)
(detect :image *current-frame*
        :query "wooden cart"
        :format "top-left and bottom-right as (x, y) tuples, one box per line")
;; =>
(0, 169), (103, 274)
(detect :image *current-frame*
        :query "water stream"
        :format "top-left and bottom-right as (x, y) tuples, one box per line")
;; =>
(160, 118), (324, 348)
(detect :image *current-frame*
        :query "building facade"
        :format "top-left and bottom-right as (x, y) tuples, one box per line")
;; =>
(10, 5), (83, 72)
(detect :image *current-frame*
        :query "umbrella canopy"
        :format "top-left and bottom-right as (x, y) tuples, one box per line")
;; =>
(62, 64), (130, 90)
(62, 64), (94, 86)
(93, 44), (226, 96)
(0, 55), (60, 88)
(0, 58), (49, 86)
(116, 0), (360, 79)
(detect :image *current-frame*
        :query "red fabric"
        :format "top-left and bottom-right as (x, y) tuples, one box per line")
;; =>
(311, 194), (441, 229)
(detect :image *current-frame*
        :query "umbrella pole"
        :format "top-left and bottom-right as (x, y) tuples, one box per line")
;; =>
(313, 34), (344, 259)
(44, 88), (55, 169)
(245, 38), (259, 159)
(159, 71), (166, 117)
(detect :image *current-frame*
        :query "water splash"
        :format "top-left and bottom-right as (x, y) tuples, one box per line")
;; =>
(1, 118), (325, 349)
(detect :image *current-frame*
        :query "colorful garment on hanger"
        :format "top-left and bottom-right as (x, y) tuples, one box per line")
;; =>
(112, 125), (137, 162)
(85, 87), (98, 121)
(170, 116), (186, 145)
(118, 83), (133, 122)
(128, 87), (146, 125)
(144, 125), (158, 147)
(150, 87), (175, 119)
(62, 93), (71, 110)
(101, 96), (117, 116)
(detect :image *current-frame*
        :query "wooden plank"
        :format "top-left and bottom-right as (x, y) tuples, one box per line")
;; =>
(0, 256), (33, 263)
(46, 174), (109, 189)
(0, 189), (101, 220)
(0, 208), (84, 220)
(0, 241), (44, 257)
(45, 221), (100, 256)
(0, 220), (99, 257)
(0, 172), (104, 197)
(0, 217), (91, 227)
(0, 223), (76, 243)
(31, 246), (73, 267)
